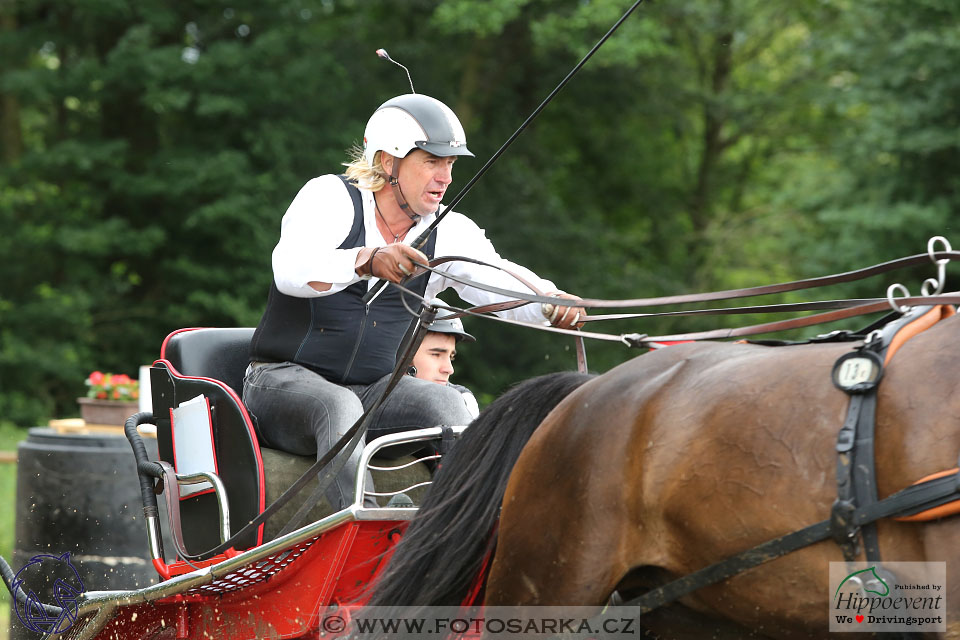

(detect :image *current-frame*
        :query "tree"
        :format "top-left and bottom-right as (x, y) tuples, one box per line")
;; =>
(805, 0), (960, 274)
(0, 0), (378, 422)
(2, 0), (956, 422)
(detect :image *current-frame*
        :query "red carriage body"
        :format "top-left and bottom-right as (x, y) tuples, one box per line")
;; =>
(59, 514), (412, 639)
(51, 328), (461, 640)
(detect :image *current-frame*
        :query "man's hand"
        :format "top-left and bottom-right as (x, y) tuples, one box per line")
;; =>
(541, 292), (587, 329)
(355, 244), (429, 283)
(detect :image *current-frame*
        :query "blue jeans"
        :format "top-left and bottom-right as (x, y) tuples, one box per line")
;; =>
(242, 362), (472, 509)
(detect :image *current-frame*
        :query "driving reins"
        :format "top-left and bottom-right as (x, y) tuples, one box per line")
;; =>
(387, 246), (960, 348)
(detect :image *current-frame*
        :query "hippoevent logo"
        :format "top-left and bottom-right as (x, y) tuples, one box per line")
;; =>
(12, 553), (85, 634)
(829, 562), (945, 633)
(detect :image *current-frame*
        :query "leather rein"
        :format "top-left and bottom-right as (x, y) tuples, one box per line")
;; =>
(392, 246), (960, 348)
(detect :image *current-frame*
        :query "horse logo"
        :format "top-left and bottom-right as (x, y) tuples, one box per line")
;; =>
(834, 565), (890, 601)
(12, 552), (85, 633)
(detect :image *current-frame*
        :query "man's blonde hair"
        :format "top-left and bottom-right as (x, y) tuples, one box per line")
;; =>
(343, 144), (387, 191)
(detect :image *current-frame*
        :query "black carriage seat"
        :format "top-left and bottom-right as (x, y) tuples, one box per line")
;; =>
(151, 328), (265, 555)
(150, 327), (433, 557)
(161, 327), (252, 397)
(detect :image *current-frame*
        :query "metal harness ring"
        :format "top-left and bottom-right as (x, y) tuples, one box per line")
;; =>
(886, 283), (911, 314)
(922, 236), (952, 296)
(928, 236), (952, 267)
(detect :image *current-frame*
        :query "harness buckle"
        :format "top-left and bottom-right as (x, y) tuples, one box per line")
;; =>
(836, 430), (855, 453)
(812, 329), (854, 343)
(829, 499), (861, 561)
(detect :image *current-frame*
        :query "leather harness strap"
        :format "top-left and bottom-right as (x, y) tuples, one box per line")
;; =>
(621, 464), (960, 616)
(895, 468), (960, 522)
(884, 305), (955, 365)
(831, 304), (954, 561)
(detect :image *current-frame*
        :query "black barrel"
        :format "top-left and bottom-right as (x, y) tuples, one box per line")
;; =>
(10, 427), (170, 639)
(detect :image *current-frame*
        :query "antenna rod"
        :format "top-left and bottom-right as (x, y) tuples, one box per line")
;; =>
(376, 48), (416, 94)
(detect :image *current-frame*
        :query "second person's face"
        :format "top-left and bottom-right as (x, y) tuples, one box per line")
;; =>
(413, 332), (457, 384)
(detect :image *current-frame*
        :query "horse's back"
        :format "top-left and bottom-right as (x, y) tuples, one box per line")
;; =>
(517, 340), (851, 508)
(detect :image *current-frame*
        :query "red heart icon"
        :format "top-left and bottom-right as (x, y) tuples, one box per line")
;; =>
(856, 615), (864, 623)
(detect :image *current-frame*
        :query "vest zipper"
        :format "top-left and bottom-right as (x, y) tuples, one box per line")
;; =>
(342, 303), (369, 381)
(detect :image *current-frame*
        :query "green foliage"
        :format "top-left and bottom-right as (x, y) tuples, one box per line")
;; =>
(0, 421), (26, 615)
(1, 0), (958, 417)
(789, 0), (960, 276)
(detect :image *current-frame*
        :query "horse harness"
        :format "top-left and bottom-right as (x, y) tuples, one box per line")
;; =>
(618, 303), (960, 616)
(830, 304), (955, 564)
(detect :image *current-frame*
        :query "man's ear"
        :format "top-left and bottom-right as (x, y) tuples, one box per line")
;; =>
(380, 151), (396, 175)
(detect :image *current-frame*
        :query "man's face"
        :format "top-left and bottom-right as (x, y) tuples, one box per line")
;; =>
(413, 332), (457, 385)
(394, 149), (456, 216)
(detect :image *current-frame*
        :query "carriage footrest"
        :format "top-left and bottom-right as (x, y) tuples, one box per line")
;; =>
(164, 549), (240, 579)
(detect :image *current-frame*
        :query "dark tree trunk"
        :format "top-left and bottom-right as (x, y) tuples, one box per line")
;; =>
(0, 0), (23, 163)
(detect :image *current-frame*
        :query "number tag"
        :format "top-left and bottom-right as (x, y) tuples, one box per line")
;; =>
(831, 351), (884, 394)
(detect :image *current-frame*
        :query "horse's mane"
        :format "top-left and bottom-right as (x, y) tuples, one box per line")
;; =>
(364, 371), (594, 608)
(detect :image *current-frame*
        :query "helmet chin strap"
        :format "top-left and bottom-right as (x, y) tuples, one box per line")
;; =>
(388, 162), (420, 222)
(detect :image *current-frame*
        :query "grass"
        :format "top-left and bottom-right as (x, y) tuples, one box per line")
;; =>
(0, 421), (28, 640)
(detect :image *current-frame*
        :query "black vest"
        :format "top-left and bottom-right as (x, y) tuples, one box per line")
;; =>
(250, 176), (437, 384)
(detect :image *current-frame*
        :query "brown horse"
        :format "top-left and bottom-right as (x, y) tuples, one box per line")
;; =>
(368, 308), (960, 638)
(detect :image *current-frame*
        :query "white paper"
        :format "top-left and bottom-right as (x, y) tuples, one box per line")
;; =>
(171, 395), (217, 497)
(138, 364), (152, 414)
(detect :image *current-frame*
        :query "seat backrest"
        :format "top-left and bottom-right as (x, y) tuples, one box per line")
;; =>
(151, 328), (264, 555)
(161, 327), (255, 393)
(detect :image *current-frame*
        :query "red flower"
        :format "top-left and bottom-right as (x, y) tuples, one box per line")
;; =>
(85, 370), (139, 402)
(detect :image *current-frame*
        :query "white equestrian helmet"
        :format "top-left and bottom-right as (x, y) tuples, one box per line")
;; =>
(363, 94), (474, 165)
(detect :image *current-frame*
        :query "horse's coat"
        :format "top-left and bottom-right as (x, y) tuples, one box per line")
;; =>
(367, 311), (960, 638)
(487, 312), (960, 637)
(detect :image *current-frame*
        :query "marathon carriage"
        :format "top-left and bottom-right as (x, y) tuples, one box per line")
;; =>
(8, 326), (467, 640)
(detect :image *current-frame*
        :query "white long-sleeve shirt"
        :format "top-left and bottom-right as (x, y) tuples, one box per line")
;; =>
(271, 174), (555, 325)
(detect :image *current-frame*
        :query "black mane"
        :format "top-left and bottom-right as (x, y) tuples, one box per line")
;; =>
(364, 371), (594, 608)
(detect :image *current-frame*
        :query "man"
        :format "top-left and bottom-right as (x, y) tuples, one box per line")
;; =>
(410, 308), (480, 419)
(244, 93), (586, 510)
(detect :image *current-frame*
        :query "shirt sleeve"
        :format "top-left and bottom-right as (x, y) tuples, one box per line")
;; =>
(271, 175), (366, 298)
(461, 389), (480, 419)
(426, 212), (558, 325)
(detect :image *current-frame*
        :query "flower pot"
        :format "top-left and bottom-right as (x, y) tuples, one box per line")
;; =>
(77, 398), (140, 427)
